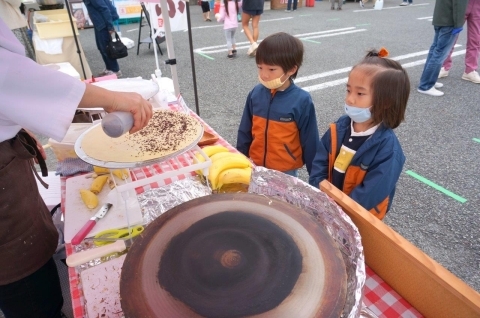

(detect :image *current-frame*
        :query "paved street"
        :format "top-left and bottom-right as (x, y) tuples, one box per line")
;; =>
(39, 0), (479, 297)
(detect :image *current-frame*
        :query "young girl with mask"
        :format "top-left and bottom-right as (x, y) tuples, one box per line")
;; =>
(236, 32), (320, 177)
(309, 48), (409, 220)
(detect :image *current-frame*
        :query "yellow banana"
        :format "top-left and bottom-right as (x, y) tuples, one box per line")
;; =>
(80, 189), (98, 209)
(209, 152), (247, 163)
(90, 175), (109, 194)
(201, 145), (230, 157)
(217, 167), (252, 190)
(93, 166), (110, 174)
(112, 169), (129, 180)
(207, 156), (252, 190)
(194, 146), (230, 176)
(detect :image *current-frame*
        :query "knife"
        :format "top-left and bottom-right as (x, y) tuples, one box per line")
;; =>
(71, 203), (113, 245)
(66, 237), (135, 267)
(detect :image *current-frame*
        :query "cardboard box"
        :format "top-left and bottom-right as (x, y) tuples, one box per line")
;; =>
(320, 180), (480, 317)
(34, 9), (79, 39)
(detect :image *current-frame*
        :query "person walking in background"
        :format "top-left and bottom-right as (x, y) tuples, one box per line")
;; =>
(439, 0), (480, 84)
(237, 32), (320, 178)
(0, 0), (35, 60)
(285, 0), (297, 12)
(399, 0), (412, 6)
(309, 48), (409, 220)
(216, 0), (242, 59)
(417, 0), (468, 96)
(241, 0), (264, 56)
(331, 0), (342, 10)
(84, 0), (122, 77)
(201, 0), (212, 21)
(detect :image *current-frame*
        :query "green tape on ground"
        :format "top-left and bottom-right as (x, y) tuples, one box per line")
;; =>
(473, 138), (480, 143)
(301, 39), (321, 44)
(196, 52), (214, 60)
(405, 170), (467, 203)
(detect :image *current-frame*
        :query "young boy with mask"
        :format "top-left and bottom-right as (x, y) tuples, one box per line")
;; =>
(236, 32), (320, 177)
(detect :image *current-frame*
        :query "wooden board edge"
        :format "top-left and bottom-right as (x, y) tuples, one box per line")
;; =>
(319, 180), (480, 317)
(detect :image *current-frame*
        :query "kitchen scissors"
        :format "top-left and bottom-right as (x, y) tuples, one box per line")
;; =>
(93, 225), (144, 246)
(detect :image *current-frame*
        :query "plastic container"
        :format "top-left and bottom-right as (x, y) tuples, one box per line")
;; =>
(34, 9), (79, 39)
(101, 112), (134, 138)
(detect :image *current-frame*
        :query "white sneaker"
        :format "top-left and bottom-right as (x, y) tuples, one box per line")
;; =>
(248, 42), (258, 57)
(438, 67), (449, 78)
(359, 0), (364, 7)
(285, 9), (291, 12)
(434, 82), (443, 88)
(399, 2), (408, 5)
(462, 71), (480, 83)
(417, 87), (444, 96)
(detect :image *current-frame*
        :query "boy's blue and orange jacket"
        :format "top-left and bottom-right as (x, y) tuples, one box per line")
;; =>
(308, 115), (405, 220)
(236, 82), (319, 174)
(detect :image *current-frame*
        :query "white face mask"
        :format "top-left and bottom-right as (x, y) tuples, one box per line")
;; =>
(258, 74), (289, 90)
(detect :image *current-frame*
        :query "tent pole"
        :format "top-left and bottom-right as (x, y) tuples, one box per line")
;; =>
(185, 0), (200, 115)
(64, 0), (87, 79)
(159, 0), (180, 97)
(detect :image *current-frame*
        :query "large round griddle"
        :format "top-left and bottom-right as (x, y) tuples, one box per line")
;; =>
(120, 193), (347, 317)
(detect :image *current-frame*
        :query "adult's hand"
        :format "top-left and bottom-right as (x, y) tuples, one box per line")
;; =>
(452, 27), (463, 35)
(79, 84), (154, 134)
(107, 91), (154, 134)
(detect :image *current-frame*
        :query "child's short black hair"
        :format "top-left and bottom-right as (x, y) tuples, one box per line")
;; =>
(255, 32), (304, 79)
(352, 49), (410, 129)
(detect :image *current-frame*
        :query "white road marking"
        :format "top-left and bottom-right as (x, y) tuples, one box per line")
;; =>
(190, 17), (293, 30)
(352, 3), (429, 12)
(195, 27), (366, 54)
(300, 49), (466, 92)
(417, 16), (433, 20)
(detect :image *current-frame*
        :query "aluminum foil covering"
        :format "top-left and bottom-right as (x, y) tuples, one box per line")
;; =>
(73, 176), (211, 272)
(249, 167), (366, 318)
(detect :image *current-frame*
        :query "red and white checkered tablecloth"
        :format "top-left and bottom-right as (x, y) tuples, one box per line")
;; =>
(63, 102), (423, 318)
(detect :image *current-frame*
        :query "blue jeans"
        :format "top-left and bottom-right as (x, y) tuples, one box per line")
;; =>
(287, 0), (298, 10)
(284, 169), (299, 177)
(94, 27), (120, 72)
(418, 26), (457, 91)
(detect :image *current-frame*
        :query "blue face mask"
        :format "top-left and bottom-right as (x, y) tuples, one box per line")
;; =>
(344, 103), (372, 123)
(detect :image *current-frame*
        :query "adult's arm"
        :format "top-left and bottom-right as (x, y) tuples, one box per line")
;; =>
(86, 0), (115, 30)
(1, 44), (152, 142)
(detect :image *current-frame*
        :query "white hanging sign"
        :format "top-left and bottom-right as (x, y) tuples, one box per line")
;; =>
(141, 0), (188, 32)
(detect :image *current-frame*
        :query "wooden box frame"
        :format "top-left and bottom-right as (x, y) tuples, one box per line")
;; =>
(320, 180), (480, 317)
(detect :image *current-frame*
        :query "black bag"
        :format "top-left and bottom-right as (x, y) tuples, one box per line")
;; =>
(106, 31), (128, 59)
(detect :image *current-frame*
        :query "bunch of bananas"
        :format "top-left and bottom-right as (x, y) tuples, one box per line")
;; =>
(79, 167), (129, 209)
(194, 145), (253, 191)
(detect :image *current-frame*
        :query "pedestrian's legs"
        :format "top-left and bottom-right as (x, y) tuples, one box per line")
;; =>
(287, 0), (293, 10)
(95, 27), (120, 72)
(442, 38), (457, 71)
(242, 12), (254, 44)
(293, 0), (298, 10)
(0, 258), (63, 318)
(225, 28), (234, 55)
(251, 15), (261, 43)
(464, 0), (480, 73)
(418, 26), (457, 91)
